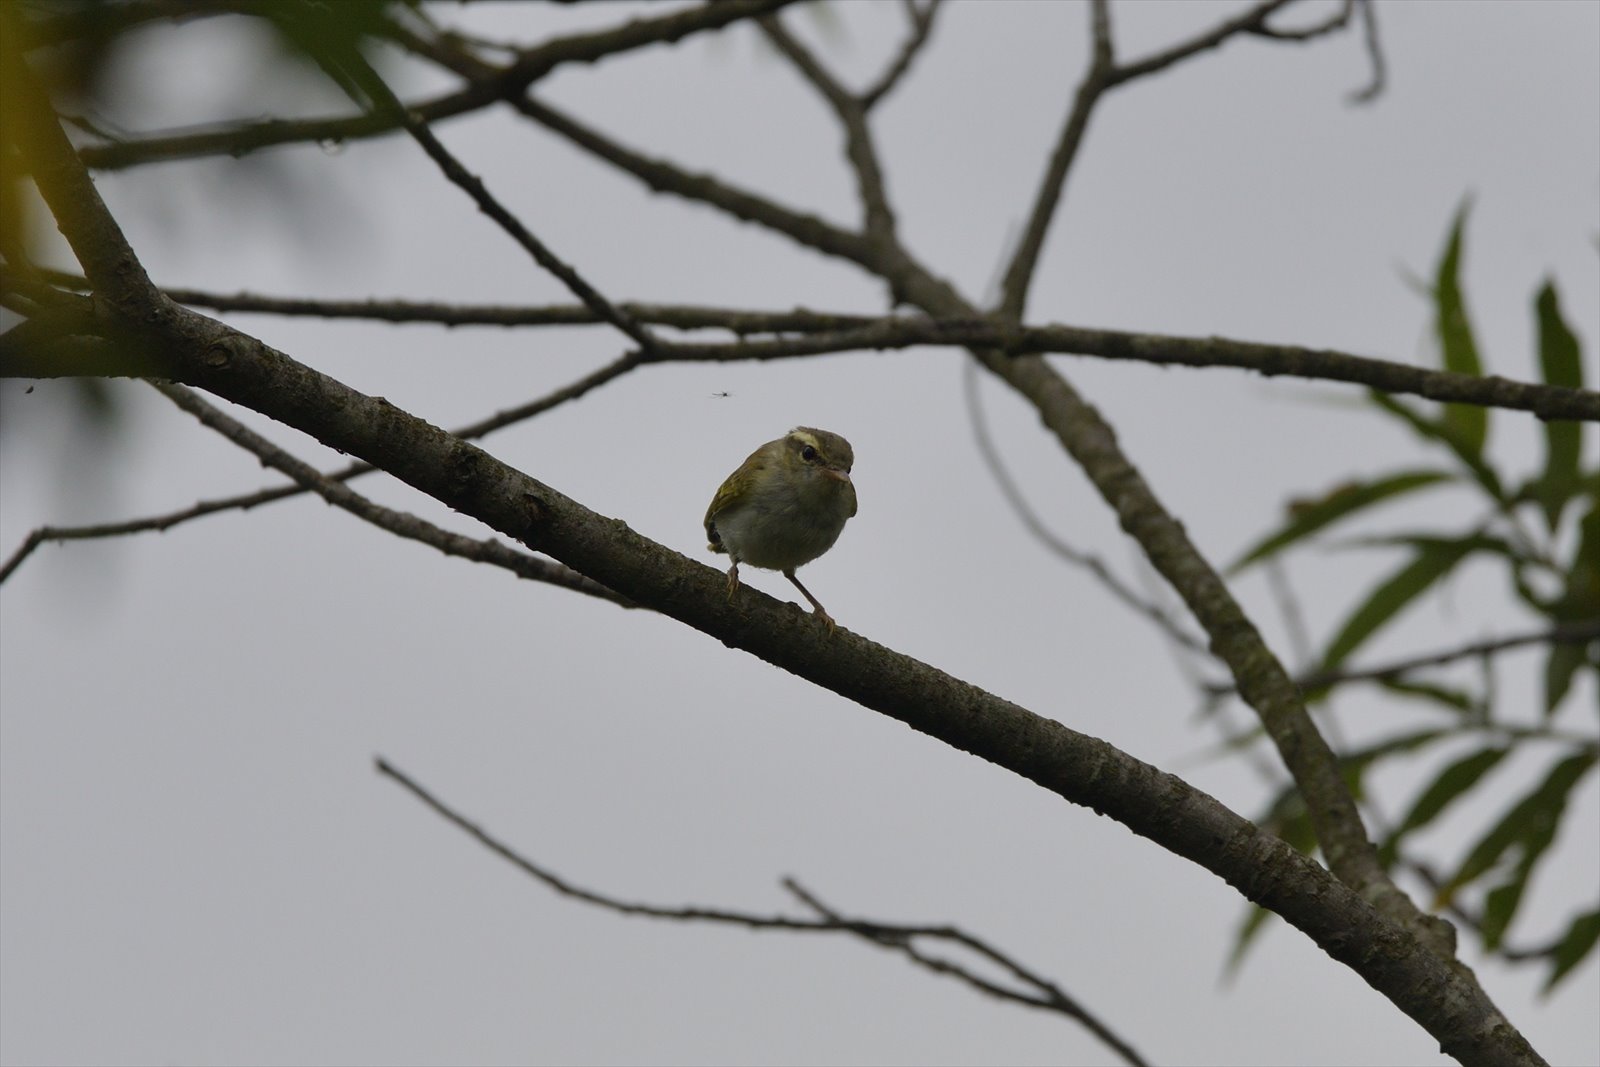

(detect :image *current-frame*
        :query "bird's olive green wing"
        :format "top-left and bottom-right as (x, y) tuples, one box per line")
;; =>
(704, 446), (771, 548)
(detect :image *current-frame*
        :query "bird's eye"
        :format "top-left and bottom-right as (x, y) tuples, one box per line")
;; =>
(801, 445), (818, 462)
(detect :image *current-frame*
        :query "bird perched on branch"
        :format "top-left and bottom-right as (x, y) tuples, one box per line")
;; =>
(704, 427), (857, 631)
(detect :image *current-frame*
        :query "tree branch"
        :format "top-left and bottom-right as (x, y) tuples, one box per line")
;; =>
(995, 0), (1115, 321)
(511, 93), (876, 268)
(781, 878), (1148, 1067)
(962, 358), (1211, 656)
(1107, 0), (1296, 84)
(316, 32), (664, 357)
(6, 13), (1553, 1063)
(1275, 620), (1600, 695)
(860, 0), (945, 110)
(22, 278), (1583, 422)
(758, 13), (898, 244)
(65, 0), (802, 170)
(376, 756), (1148, 1067)
(0, 351), (643, 585)
(146, 381), (632, 607)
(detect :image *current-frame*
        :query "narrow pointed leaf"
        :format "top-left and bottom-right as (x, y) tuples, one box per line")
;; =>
(1434, 751), (1597, 908)
(1534, 282), (1584, 530)
(1373, 677), (1477, 714)
(1550, 505), (1600, 625)
(1480, 880), (1526, 952)
(1367, 392), (1504, 502)
(1379, 745), (1510, 866)
(1230, 470), (1453, 573)
(1433, 202), (1487, 454)
(1543, 908), (1600, 994)
(1543, 641), (1586, 718)
(1225, 904), (1275, 979)
(1322, 541), (1479, 670)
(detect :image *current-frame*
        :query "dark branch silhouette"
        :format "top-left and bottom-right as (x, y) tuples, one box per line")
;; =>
(375, 756), (1150, 1067)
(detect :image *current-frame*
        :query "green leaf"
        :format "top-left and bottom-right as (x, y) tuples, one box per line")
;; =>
(1480, 880), (1526, 952)
(1379, 746), (1511, 866)
(1225, 904), (1275, 979)
(1432, 201), (1488, 454)
(1533, 282), (1585, 531)
(1550, 505), (1600, 625)
(1544, 908), (1600, 994)
(1544, 641), (1586, 718)
(1368, 392), (1505, 502)
(1322, 541), (1481, 670)
(1435, 751), (1598, 910)
(1229, 470), (1454, 573)
(1373, 677), (1479, 715)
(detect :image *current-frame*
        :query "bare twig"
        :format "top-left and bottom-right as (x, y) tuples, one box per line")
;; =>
(1293, 620), (1600, 695)
(328, 48), (663, 356)
(860, 0), (945, 110)
(962, 359), (1210, 655)
(1108, 0), (1295, 84)
(1265, 558), (1315, 669)
(0, 352), (642, 585)
(15, 273), (1586, 420)
(646, 319), (1600, 423)
(1202, 619), (1600, 697)
(1347, 0), (1387, 103)
(511, 93), (875, 267)
(375, 756), (1147, 1066)
(999, 0), (1379, 320)
(782, 878), (1148, 1066)
(995, 0), (1115, 321)
(148, 382), (632, 607)
(758, 14), (898, 245)
(69, 0), (802, 170)
(8, 296), (1595, 421)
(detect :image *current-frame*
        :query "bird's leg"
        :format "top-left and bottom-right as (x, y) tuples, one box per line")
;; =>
(784, 569), (836, 633)
(725, 560), (741, 599)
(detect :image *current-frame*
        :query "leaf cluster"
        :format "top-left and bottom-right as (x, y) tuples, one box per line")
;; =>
(1229, 203), (1599, 991)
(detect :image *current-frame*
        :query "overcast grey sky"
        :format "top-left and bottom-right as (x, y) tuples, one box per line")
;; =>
(2, 2), (1597, 1065)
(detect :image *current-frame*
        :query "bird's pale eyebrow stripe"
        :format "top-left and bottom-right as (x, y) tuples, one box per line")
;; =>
(789, 430), (822, 451)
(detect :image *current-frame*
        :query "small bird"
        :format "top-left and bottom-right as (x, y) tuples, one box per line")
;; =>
(704, 427), (857, 630)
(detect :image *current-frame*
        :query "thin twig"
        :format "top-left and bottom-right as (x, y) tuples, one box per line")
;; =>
(1296, 621), (1600, 694)
(783, 879), (1148, 1067)
(8, 300), (1594, 422)
(510, 93), (876, 268)
(147, 381), (632, 607)
(1347, 0), (1386, 103)
(995, 0), (1115, 321)
(860, 0), (945, 110)
(1204, 619), (1600, 697)
(334, 50), (663, 356)
(375, 756), (1147, 1066)
(999, 0), (1376, 320)
(1265, 557), (1315, 669)
(69, 0), (802, 170)
(962, 359), (1210, 656)
(0, 353), (641, 585)
(1107, 0), (1296, 84)
(13, 273), (1585, 421)
(758, 14), (898, 244)
(646, 319), (1600, 422)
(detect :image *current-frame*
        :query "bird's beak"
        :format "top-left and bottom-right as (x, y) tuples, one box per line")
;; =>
(822, 467), (851, 484)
